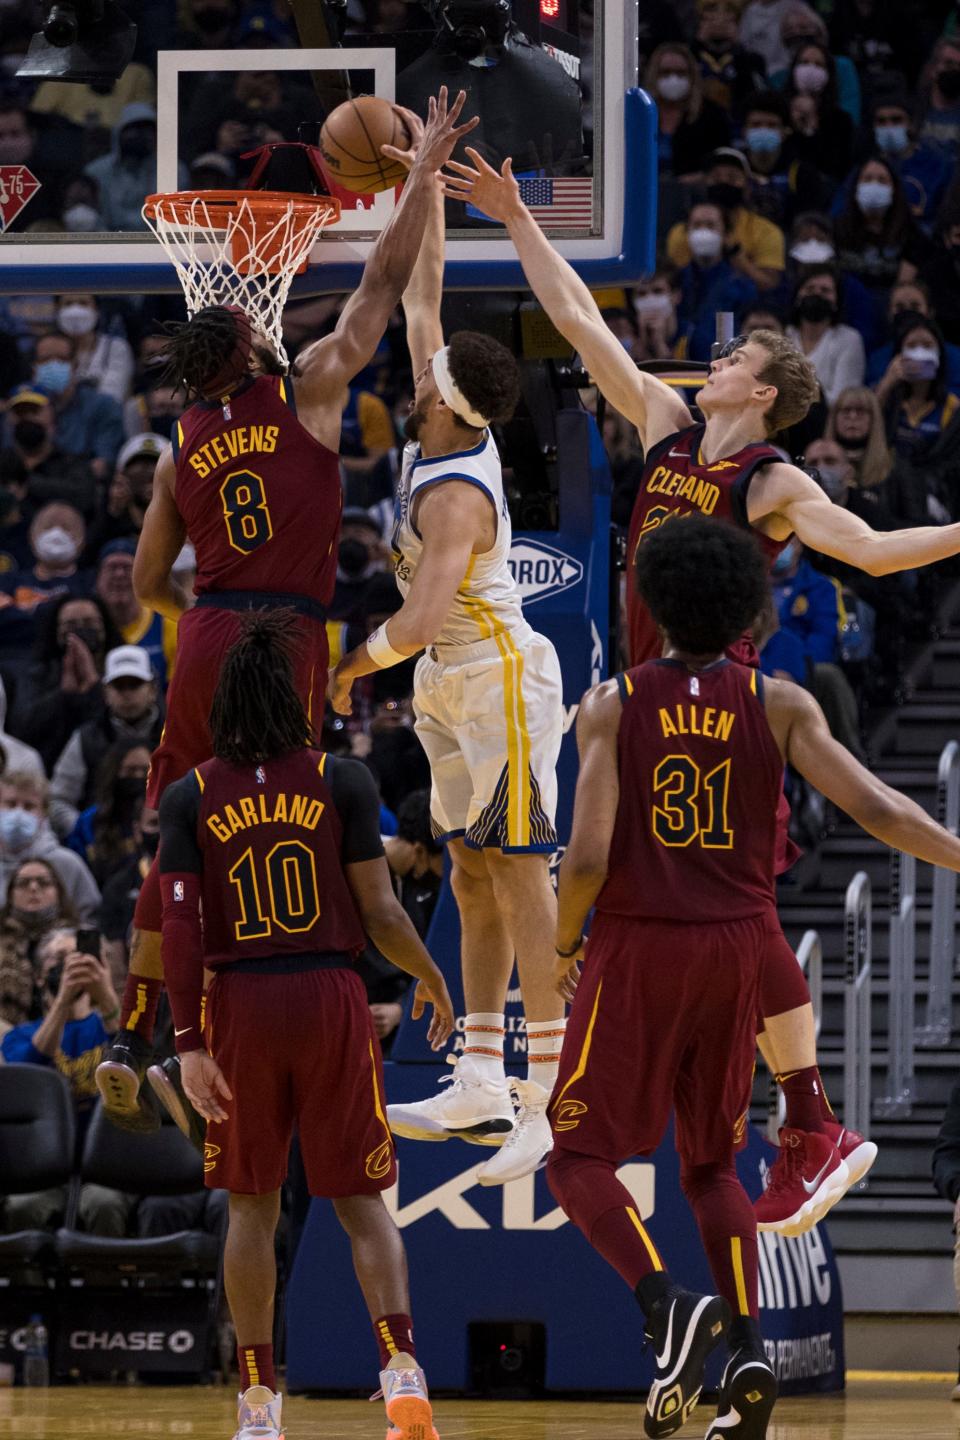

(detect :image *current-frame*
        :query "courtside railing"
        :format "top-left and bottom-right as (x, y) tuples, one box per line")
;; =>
(917, 739), (960, 1048)
(766, 930), (823, 1142)
(875, 850), (916, 1119)
(844, 871), (872, 1143)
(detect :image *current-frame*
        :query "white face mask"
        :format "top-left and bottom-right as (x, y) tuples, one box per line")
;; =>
(62, 204), (101, 233)
(856, 179), (893, 211)
(688, 226), (724, 261)
(34, 526), (78, 566)
(790, 238), (835, 264)
(902, 344), (940, 379)
(794, 62), (829, 93)
(634, 292), (674, 320)
(57, 304), (97, 338)
(657, 73), (691, 102)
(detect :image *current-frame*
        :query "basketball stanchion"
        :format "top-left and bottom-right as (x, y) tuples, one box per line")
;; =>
(917, 738), (960, 1048)
(875, 849), (916, 1119)
(843, 871), (872, 1150)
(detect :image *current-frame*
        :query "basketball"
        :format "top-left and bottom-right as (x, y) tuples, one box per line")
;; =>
(319, 95), (412, 196)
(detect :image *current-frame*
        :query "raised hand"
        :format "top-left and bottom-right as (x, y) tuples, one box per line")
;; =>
(442, 148), (523, 223)
(381, 104), (426, 173)
(411, 87), (480, 177)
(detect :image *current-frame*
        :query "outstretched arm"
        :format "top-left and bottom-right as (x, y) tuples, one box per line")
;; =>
(295, 89), (477, 446)
(401, 118), (445, 378)
(749, 461), (960, 576)
(768, 679), (960, 869)
(443, 150), (691, 450)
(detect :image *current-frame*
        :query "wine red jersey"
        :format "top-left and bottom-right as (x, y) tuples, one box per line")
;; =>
(596, 658), (784, 923)
(626, 424), (790, 668)
(192, 748), (366, 967)
(172, 374), (341, 603)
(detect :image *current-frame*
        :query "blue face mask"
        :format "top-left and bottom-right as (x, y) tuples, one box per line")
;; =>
(874, 123), (908, 155)
(33, 359), (72, 395)
(0, 808), (39, 853)
(771, 542), (796, 577)
(745, 126), (781, 155)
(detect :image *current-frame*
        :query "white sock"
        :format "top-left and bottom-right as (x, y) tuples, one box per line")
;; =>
(526, 1018), (567, 1092)
(462, 1012), (506, 1082)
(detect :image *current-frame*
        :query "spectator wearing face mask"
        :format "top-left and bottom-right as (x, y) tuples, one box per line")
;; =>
(674, 200), (760, 360)
(0, 774), (100, 923)
(631, 270), (685, 360)
(693, 0), (766, 118)
(918, 38), (960, 158)
(0, 383), (98, 516)
(863, 84), (952, 234)
(94, 539), (177, 686)
(643, 43), (732, 180)
(866, 280), (960, 389)
(875, 319), (960, 522)
(773, 4), (861, 124)
(0, 862), (77, 1031)
(48, 647), (162, 841)
(15, 594), (121, 773)
(834, 157), (935, 295)
(781, 41), (854, 177)
(738, 91), (833, 229)
(329, 508), (391, 624)
(770, 538), (840, 664)
(54, 295), (135, 408)
(786, 210), (878, 346)
(84, 436), (171, 562)
(805, 436), (895, 525)
(0, 503), (90, 668)
(29, 331), (124, 481)
(786, 265), (865, 403)
(123, 378), (185, 443)
(84, 104), (159, 233)
(57, 177), (104, 237)
(666, 148), (785, 292)
(65, 738), (153, 889)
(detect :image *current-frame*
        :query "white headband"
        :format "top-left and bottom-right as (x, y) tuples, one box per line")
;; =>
(432, 347), (489, 430)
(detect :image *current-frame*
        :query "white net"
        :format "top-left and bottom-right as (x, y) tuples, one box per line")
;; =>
(142, 190), (339, 366)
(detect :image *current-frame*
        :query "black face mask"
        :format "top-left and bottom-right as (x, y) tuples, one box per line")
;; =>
(707, 182), (744, 211)
(45, 961), (63, 997)
(938, 68), (960, 99)
(119, 130), (154, 161)
(835, 433), (865, 451)
(13, 419), (47, 453)
(193, 6), (231, 32)
(59, 624), (104, 656)
(147, 412), (176, 439)
(141, 830), (159, 858)
(796, 294), (837, 324)
(338, 538), (371, 578)
(114, 775), (146, 805)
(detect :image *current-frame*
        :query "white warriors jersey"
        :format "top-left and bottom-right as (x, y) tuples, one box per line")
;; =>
(392, 432), (526, 647)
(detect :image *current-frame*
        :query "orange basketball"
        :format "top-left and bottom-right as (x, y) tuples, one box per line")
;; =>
(319, 95), (412, 196)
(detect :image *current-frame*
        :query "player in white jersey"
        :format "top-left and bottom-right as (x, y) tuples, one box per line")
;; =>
(329, 159), (565, 1186)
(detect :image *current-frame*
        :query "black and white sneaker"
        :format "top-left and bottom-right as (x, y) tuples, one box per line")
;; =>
(643, 1288), (731, 1438)
(95, 1031), (160, 1133)
(705, 1347), (778, 1438)
(147, 1055), (206, 1152)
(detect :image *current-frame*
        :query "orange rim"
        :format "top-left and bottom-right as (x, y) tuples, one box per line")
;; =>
(143, 189), (340, 230)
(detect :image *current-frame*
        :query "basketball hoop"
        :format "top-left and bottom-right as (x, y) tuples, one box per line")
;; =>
(142, 189), (340, 366)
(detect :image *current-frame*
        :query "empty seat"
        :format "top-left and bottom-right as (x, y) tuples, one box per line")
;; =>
(0, 1065), (75, 1267)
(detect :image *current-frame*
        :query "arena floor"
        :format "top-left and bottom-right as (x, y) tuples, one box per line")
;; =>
(1, 1378), (957, 1438)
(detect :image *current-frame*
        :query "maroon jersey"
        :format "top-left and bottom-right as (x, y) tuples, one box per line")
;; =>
(192, 748), (366, 967)
(627, 424), (789, 668)
(172, 374), (341, 603)
(596, 658), (784, 923)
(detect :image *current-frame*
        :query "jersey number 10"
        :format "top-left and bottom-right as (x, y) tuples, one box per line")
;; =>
(228, 841), (321, 940)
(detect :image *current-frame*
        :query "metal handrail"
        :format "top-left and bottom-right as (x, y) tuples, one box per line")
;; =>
(766, 931), (823, 1141)
(917, 739), (959, 1048)
(876, 850), (916, 1118)
(844, 871), (872, 1142)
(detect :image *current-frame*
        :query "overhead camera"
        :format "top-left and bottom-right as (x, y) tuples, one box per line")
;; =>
(429, 0), (513, 58)
(17, 0), (137, 86)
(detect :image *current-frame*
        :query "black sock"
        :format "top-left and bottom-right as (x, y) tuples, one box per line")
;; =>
(635, 1271), (674, 1315)
(728, 1315), (764, 1354)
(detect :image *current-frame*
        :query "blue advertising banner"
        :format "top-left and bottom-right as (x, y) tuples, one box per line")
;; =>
(286, 1067), (845, 1396)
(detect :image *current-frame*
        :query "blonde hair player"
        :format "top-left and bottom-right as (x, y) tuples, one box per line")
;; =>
(329, 113), (565, 1188)
(444, 146), (960, 1235)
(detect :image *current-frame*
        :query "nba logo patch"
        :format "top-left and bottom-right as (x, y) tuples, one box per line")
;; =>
(174, 881), (184, 902)
(255, 766), (266, 785)
(689, 675), (700, 696)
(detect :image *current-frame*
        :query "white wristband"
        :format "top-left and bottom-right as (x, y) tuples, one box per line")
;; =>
(366, 624), (408, 669)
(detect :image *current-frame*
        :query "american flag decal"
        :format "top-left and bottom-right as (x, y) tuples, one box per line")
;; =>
(174, 881), (184, 902)
(467, 175), (593, 229)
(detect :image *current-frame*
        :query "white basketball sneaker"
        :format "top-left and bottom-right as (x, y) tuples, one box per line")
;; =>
(387, 1055), (515, 1147)
(476, 1078), (553, 1186)
(233, 1385), (284, 1440)
(381, 1363), (439, 1439)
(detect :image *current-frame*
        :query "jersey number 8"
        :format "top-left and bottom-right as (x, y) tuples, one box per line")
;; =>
(229, 841), (321, 940)
(220, 469), (273, 553)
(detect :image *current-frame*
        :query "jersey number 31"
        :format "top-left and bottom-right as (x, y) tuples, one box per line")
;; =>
(652, 756), (733, 849)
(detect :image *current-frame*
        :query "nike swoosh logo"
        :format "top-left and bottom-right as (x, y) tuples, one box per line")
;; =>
(802, 1158), (833, 1194)
(668, 449), (686, 458)
(655, 1301), (675, 1368)
(174, 1027), (192, 1037)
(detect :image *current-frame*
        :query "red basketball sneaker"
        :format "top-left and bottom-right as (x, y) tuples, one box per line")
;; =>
(755, 1128), (848, 1235)
(823, 1119), (878, 1192)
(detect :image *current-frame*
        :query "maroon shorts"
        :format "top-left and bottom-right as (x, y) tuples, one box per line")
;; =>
(201, 966), (397, 1197)
(549, 910), (769, 1168)
(758, 908), (810, 1028)
(145, 600), (329, 810)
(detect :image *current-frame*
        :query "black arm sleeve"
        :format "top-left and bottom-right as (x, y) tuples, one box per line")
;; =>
(158, 773), (204, 875)
(327, 756), (386, 865)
